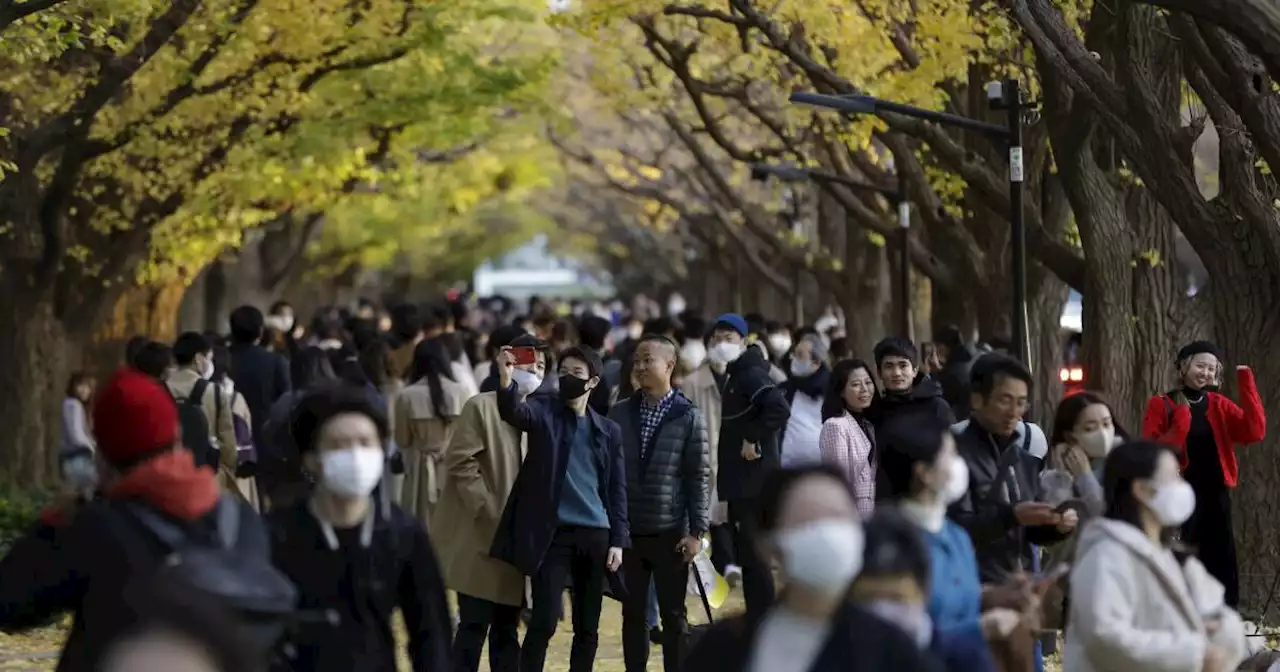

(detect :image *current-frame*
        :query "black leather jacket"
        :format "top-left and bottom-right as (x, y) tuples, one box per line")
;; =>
(947, 419), (1067, 582)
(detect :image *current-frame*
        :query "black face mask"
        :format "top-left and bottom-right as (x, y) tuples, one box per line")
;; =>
(559, 374), (592, 400)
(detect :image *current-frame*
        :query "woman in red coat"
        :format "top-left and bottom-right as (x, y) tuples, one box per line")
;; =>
(1140, 340), (1266, 607)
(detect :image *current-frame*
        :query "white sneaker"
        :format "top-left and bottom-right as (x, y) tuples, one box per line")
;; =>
(725, 564), (743, 589)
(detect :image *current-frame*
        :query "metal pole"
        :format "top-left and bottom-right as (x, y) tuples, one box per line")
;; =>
(1007, 78), (1031, 370)
(896, 183), (912, 339)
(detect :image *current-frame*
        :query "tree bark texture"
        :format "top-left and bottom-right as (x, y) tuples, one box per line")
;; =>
(0, 292), (77, 487)
(1016, 0), (1280, 611)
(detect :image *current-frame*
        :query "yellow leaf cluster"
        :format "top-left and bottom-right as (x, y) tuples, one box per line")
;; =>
(2, 0), (562, 286)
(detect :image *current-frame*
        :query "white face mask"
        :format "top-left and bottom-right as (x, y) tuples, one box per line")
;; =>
(866, 600), (933, 649)
(1077, 426), (1116, 459)
(789, 359), (815, 377)
(199, 357), (215, 381)
(667, 295), (686, 317)
(319, 447), (385, 498)
(768, 334), (792, 357)
(708, 341), (743, 365)
(1148, 480), (1196, 527)
(680, 341), (707, 370)
(943, 456), (969, 504)
(511, 369), (543, 396)
(774, 519), (865, 595)
(627, 325), (643, 340)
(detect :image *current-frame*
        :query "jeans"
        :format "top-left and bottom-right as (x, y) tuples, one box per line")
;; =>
(452, 593), (521, 672)
(621, 530), (689, 672)
(521, 526), (609, 672)
(728, 498), (774, 616)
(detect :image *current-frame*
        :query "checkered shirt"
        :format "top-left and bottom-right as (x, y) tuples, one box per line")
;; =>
(638, 388), (677, 460)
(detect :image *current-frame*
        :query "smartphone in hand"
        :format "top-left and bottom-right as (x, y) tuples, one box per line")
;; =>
(510, 346), (537, 366)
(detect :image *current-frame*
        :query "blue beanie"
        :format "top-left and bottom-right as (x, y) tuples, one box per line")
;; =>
(713, 313), (749, 337)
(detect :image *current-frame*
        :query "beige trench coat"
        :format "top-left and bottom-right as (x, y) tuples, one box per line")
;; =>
(393, 376), (471, 524)
(166, 369), (241, 500)
(682, 363), (726, 524)
(432, 392), (527, 606)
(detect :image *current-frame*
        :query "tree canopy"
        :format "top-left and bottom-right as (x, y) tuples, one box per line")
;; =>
(0, 0), (562, 484)
(0, 0), (559, 325)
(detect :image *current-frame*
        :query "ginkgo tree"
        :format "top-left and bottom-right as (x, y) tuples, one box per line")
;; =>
(560, 0), (1076, 362)
(0, 0), (558, 484)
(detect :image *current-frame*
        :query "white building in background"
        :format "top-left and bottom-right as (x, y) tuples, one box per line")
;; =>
(472, 234), (613, 301)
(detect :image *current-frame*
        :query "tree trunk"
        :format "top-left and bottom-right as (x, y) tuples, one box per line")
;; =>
(1028, 269), (1069, 425)
(203, 259), (228, 333)
(87, 281), (188, 376)
(840, 236), (892, 359)
(1225, 333), (1280, 616)
(0, 292), (77, 486)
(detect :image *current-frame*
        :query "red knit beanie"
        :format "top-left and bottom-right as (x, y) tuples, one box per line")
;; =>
(92, 367), (178, 464)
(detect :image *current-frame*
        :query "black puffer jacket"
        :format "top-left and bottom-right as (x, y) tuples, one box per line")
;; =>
(870, 376), (955, 500)
(936, 344), (980, 418)
(610, 391), (711, 537)
(715, 346), (791, 502)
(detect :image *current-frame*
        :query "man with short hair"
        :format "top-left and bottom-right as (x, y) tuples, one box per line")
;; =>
(437, 336), (548, 672)
(228, 305), (292, 505)
(579, 314), (619, 415)
(385, 303), (423, 383)
(948, 354), (1074, 582)
(169, 332), (237, 479)
(870, 337), (955, 501)
(610, 335), (710, 672)
(932, 325), (979, 418)
(706, 313), (790, 616)
(132, 341), (174, 381)
(491, 344), (628, 672)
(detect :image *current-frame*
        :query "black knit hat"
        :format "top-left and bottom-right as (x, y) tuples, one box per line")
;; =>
(1176, 340), (1223, 365)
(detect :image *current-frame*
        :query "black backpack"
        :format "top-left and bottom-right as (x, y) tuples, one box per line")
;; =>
(174, 379), (217, 469)
(127, 497), (297, 652)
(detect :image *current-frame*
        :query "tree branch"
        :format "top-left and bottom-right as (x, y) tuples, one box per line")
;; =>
(0, 0), (68, 33)
(1133, 0), (1280, 84)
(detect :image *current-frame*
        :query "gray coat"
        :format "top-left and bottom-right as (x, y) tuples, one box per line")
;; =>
(610, 391), (711, 537)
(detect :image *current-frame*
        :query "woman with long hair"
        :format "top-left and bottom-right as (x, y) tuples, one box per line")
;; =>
(1037, 391), (1130, 633)
(60, 372), (97, 493)
(1064, 440), (1246, 672)
(394, 337), (471, 523)
(818, 359), (878, 516)
(1045, 391), (1129, 513)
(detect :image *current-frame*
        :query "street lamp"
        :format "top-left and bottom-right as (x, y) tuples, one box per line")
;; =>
(751, 162), (912, 339)
(790, 80), (1032, 370)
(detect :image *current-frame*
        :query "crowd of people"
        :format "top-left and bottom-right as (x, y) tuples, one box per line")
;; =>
(1, 294), (1270, 672)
